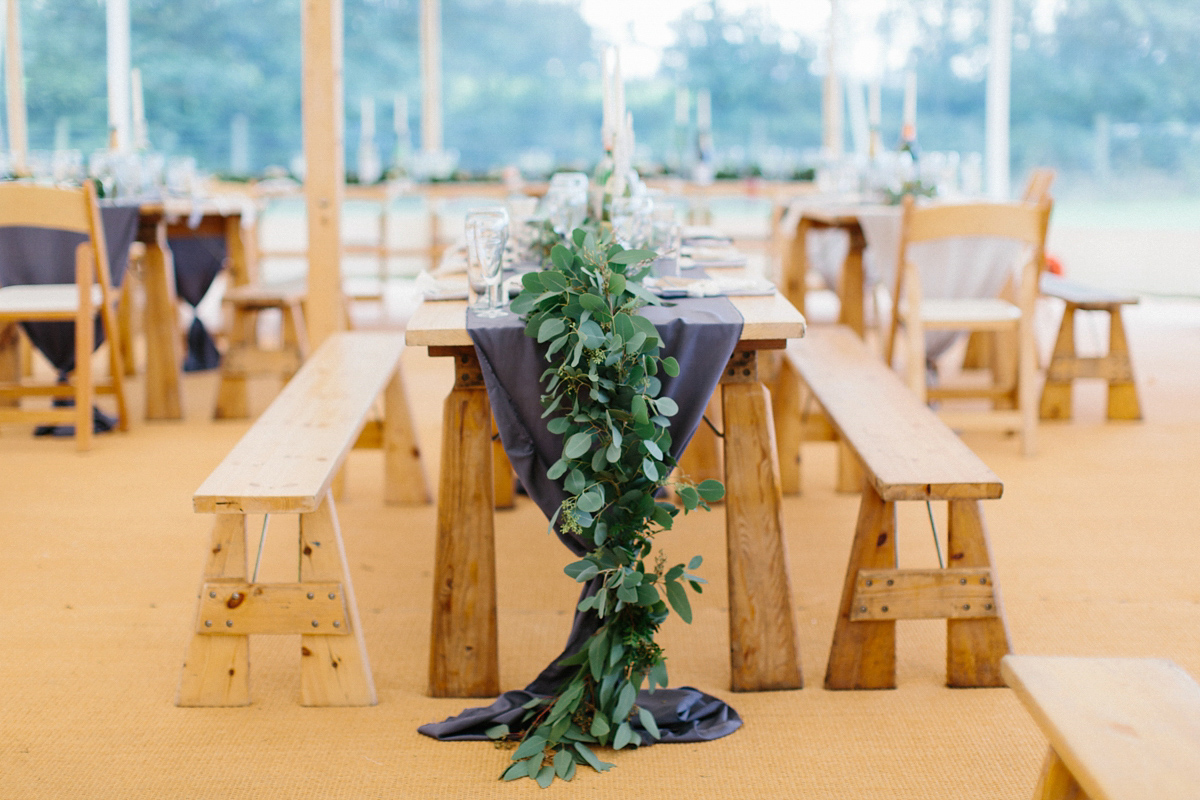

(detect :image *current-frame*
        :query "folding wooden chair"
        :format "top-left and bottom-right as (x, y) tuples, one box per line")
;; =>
(885, 197), (1053, 455)
(0, 182), (128, 450)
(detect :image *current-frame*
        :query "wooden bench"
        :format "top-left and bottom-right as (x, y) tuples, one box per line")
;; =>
(785, 325), (1010, 689)
(1039, 274), (1142, 421)
(177, 331), (428, 707)
(1003, 655), (1200, 800)
(214, 280), (310, 419)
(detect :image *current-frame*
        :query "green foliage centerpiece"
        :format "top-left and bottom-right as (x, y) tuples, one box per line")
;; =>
(495, 227), (725, 787)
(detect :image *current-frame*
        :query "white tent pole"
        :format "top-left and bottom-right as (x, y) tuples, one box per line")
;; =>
(106, 0), (132, 152)
(985, 0), (1012, 199)
(5, 0), (29, 171)
(419, 0), (442, 154)
(302, 0), (346, 346)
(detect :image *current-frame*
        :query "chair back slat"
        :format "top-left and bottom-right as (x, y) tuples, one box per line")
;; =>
(0, 184), (91, 233)
(904, 202), (1048, 246)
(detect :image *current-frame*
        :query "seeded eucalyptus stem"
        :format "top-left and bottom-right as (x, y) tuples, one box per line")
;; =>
(488, 227), (725, 787)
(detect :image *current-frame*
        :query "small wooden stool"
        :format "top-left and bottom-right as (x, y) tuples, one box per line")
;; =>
(1039, 276), (1141, 421)
(215, 280), (309, 419)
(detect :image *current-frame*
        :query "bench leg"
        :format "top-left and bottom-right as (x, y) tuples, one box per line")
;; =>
(299, 493), (377, 706)
(1034, 747), (1090, 800)
(177, 514), (251, 706)
(1106, 309), (1141, 421)
(680, 391), (724, 487)
(835, 440), (864, 493)
(722, 358), (803, 692)
(1039, 305), (1076, 420)
(214, 306), (253, 419)
(429, 350), (499, 697)
(946, 500), (1010, 687)
(280, 301), (310, 381)
(825, 483), (897, 689)
(383, 365), (431, 505)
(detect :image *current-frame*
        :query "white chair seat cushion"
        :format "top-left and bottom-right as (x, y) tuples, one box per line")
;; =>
(918, 297), (1021, 328)
(0, 283), (103, 314)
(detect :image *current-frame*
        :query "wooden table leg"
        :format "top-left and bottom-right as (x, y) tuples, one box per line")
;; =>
(140, 220), (184, 420)
(0, 323), (18, 408)
(839, 225), (867, 339)
(428, 348), (499, 697)
(721, 349), (803, 692)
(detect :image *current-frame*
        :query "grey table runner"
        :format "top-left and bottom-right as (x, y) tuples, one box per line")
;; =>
(0, 205), (140, 373)
(420, 287), (745, 746)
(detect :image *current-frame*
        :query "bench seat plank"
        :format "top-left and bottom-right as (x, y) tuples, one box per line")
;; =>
(1040, 274), (1139, 308)
(786, 326), (1003, 501)
(194, 331), (406, 514)
(1003, 655), (1200, 800)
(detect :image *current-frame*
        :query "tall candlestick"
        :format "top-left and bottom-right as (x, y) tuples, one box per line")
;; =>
(674, 86), (689, 126)
(602, 47), (614, 148)
(903, 69), (917, 137)
(361, 96), (376, 140)
(697, 88), (712, 133)
(131, 67), (148, 150)
(393, 93), (408, 135)
(613, 48), (625, 136)
(869, 79), (881, 129)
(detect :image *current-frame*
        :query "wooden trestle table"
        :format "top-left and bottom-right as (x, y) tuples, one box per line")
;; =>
(134, 200), (252, 420)
(406, 288), (808, 698)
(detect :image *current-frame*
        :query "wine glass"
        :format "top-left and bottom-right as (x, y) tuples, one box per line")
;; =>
(466, 208), (510, 318)
(545, 172), (588, 237)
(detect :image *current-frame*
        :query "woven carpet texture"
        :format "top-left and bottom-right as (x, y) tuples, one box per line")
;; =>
(2, 298), (1198, 799)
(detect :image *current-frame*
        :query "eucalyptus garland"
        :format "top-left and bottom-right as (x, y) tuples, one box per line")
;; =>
(492, 228), (725, 787)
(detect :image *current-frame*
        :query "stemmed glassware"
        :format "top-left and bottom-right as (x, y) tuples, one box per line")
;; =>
(611, 194), (653, 249)
(545, 172), (589, 237)
(465, 207), (510, 318)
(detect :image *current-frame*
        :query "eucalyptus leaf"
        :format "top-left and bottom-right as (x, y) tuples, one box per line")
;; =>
(553, 748), (574, 780)
(564, 431), (593, 459)
(573, 743), (613, 773)
(613, 721), (633, 750)
(688, 554), (704, 570)
(536, 765), (554, 788)
(642, 458), (659, 482)
(485, 723), (510, 739)
(501, 762), (526, 781)
(697, 479), (726, 502)
(637, 706), (662, 739)
(614, 681), (637, 721)
(513, 735), (547, 761)
(609, 248), (658, 265)
(665, 579), (693, 623)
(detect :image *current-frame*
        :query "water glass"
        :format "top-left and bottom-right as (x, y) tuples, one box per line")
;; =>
(466, 208), (510, 318)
